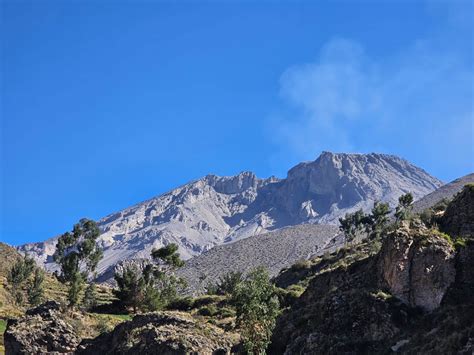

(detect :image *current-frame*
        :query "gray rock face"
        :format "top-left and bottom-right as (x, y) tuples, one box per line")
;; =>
(378, 223), (456, 311)
(18, 152), (442, 277)
(4, 301), (81, 354)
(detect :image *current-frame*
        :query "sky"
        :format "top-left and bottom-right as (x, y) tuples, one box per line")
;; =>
(1, 0), (473, 245)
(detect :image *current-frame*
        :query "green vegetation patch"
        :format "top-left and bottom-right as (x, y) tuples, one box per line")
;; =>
(0, 319), (7, 334)
(0, 318), (7, 355)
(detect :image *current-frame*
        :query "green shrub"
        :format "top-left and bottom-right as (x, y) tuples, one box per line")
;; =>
(167, 296), (194, 311)
(214, 271), (243, 295)
(290, 259), (311, 271)
(217, 307), (235, 318)
(275, 286), (304, 308)
(454, 237), (468, 250)
(431, 229), (455, 247)
(198, 305), (217, 317)
(205, 282), (219, 295)
(372, 290), (392, 301)
(193, 295), (221, 308)
(96, 317), (112, 334)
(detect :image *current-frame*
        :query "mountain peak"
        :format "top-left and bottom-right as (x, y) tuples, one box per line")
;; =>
(19, 152), (443, 278)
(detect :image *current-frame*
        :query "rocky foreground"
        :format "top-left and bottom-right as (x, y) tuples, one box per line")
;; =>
(5, 302), (240, 354)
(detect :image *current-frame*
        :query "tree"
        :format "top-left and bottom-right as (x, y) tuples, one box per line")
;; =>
(114, 244), (186, 313)
(27, 268), (45, 306)
(232, 267), (280, 354)
(53, 218), (103, 307)
(215, 271), (243, 295)
(147, 244), (186, 309)
(141, 264), (172, 312)
(395, 193), (414, 222)
(68, 272), (85, 307)
(369, 201), (391, 238)
(83, 282), (98, 311)
(8, 255), (35, 287)
(114, 265), (145, 313)
(338, 209), (370, 244)
(151, 243), (184, 268)
(7, 255), (36, 306)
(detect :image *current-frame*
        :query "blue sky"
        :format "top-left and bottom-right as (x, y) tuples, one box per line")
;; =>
(1, 0), (473, 245)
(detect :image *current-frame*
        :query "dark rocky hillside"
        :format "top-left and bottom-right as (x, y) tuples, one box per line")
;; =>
(440, 183), (474, 238)
(270, 184), (474, 354)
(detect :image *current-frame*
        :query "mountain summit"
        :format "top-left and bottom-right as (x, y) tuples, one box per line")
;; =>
(19, 152), (442, 275)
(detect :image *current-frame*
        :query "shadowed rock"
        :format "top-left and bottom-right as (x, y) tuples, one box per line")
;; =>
(77, 311), (240, 355)
(4, 301), (81, 354)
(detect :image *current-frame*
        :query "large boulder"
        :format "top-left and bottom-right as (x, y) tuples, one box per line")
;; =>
(77, 311), (240, 354)
(4, 301), (81, 354)
(378, 223), (456, 311)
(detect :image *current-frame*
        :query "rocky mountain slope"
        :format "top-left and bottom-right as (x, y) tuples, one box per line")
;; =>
(97, 224), (342, 293)
(178, 224), (342, 295)
(18, 152), (442, 277)
(413, 173), (474, 213)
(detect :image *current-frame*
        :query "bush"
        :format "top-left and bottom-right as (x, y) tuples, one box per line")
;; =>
(290, 259), (311, 271)
(214, 271), (243, 295)
(454, 237), (468, 250)
(96, 317), (112, 334)
(372, 290), (392, 301)
(198, 305), (217, 317)
(193, 295), (222, 308)
(167, 296), (194, 311)
(275, 286), (304, 308)
(216, 307), (235, 318)
(205, 282), (219, 295)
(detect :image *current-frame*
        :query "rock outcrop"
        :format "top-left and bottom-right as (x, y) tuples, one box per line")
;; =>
(4, 301), (81, 354)
(270, 221), (472, 354)
(378, 223), (456, 311)
(77, 311), (239, 354)
(19, 152), (442, 280)
(440, 183), (474, 238)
